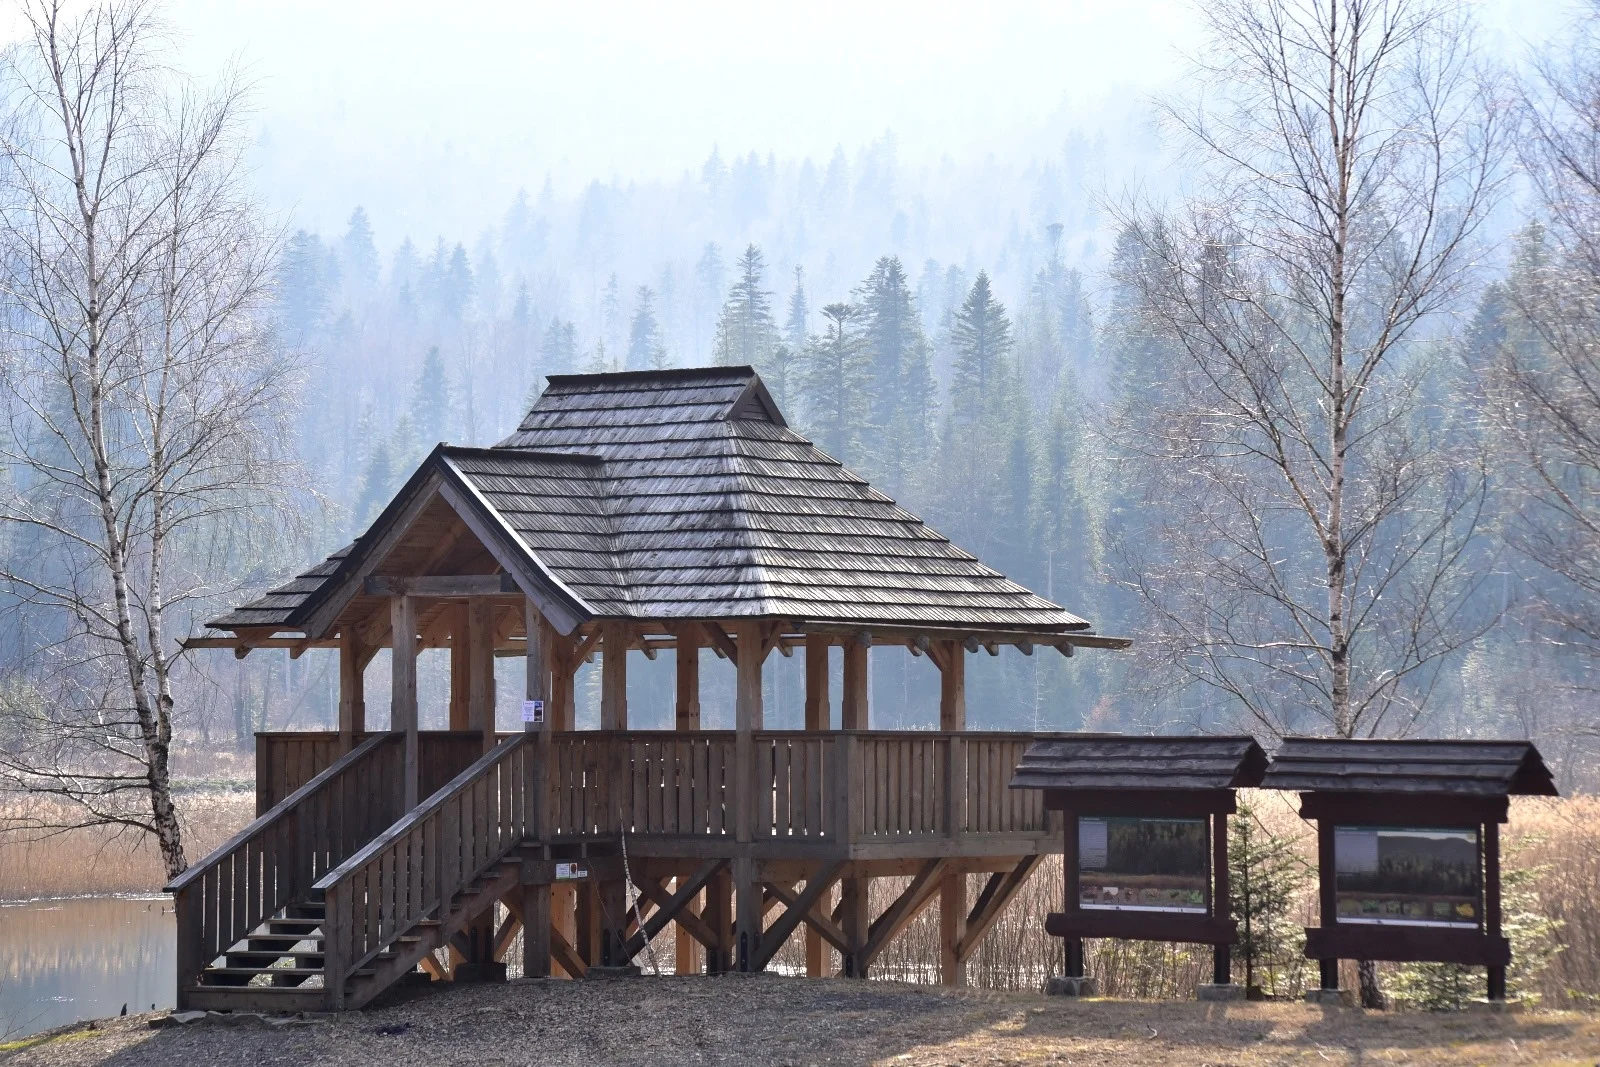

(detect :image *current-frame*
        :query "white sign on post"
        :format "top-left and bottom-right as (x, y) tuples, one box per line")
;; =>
(521, 699), (545, 724)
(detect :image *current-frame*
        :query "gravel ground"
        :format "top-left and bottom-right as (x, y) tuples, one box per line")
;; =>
(3, 975), (1597, 1066)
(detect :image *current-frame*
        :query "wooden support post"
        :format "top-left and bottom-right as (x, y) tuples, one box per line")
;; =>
(804, 634), (830, 731)
(552, 884), (578, 977)
(803, 632), (831, 976)
(1317, 820), (1338, 990)
(842, 640), (868, 729)
(676, 624), (701, 730)
(577, 880), (601, 967)
(1485, 819), (1505, 1001)
(734, 620), (765, 970)
(1213, 810), (1232, 985)
(601, 622), (628, 730)
(674, 625), (703, 974)
(390, 595), (419, 810)
(705, 866), (732, 973)
(337, 630), (366, 753)
(840, 872), (870, 978)
(1063, 807), (1083, 978)
(552, 630), (579, 731)
(449, 604), (470, 730)
(468, 597), (497, 752)
(523, 880), (552, 979)
(598, 878), (628, 967)
(938, 640), (967, 986)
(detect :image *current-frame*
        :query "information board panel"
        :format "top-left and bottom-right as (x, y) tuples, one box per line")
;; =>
(1078, 816), (1209, 913)
(1333, 826), (1480, 927)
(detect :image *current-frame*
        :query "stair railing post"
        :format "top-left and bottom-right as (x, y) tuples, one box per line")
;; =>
(323, 881), (346, 1011)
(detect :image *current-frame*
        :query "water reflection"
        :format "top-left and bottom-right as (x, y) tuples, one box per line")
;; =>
(0, 896), (173, 1040)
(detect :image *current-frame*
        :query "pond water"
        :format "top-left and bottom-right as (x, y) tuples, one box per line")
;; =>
(0, 896), (173, 1040)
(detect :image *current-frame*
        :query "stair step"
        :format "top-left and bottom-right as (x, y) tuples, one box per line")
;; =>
(204, 966), (326, 979)
(227, 951), (325, 966)
(181, 986), (327, 1013)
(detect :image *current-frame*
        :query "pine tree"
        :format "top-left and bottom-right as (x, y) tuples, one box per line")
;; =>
(693, 243), (725, 363)
(627, 285), (666, 370)
(785, 266), (809, 353)
(1229, 800), (1314, 998)
(950, 270), (1013, 422)
(797, 302), (870, 464)
(540, 318), (578, 377)
(409, 347), (452, 446)
(341, 207), (379, 294)
(602, 273), (624, 357)
(713, 244), (778, 372)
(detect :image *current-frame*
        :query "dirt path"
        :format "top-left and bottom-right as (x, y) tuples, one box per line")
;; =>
(3, 975), (1597, 1067)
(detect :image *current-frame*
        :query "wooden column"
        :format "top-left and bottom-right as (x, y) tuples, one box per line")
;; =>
(468, 597), (497, 751)
(601, 622), (628, 730)
(523, 598), (553, 980)
(675, 625), (703, 975)
(551, 631), (577, 731)
(1063, 807), (1084, 978)
(1485, 819), (1506, 1001)
(1316, 819), (1338, 990)
(839, 643), (868, 976)
(1212, 810), (1231, 985)
(448, 604), (470, 730)
(842, 640), (868, 729)
(734, 620), (765, 970)
(938, 640), (967, 986)
(337, 630), (366, 753)
(804, 634), (830, 731)
(804, 633), (830, 976)
(390, 595), (419, 810)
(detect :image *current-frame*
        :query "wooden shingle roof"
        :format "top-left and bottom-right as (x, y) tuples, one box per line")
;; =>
(1261, 738), (1558, 797)
(1009, 736), (1268, 792)
(209, 366), (1097, 635)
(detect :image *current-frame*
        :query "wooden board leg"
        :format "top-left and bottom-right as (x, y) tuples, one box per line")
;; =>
(841, 876), (869, 978)
(552, 884), (577, 978)
(940, 872), (966, 986)
(734, 855), (759, 972)
(675, 883), (702, 975)
(599, 880), (628, 968)
(523, 883), (551, 979)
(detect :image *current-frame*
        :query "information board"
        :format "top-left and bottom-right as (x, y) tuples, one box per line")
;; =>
(1078, 816), (1209, 914)
(1333, 826), (1481, 927)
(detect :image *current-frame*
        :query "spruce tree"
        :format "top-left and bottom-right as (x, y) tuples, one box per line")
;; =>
(950, 270), (1013, 422)
(785, 266), (809, 353)
(409, 347), (451, 446)
(713, 244), (778, 372)
(627, 285), (666, 370)
(341, 207), (379, 293)
(540, 318), (578, 377)
(797, 302), (870, 464)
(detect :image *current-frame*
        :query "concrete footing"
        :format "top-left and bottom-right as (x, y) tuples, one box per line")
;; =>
(1196, 983), (1247, 1002)
(584, 964), (643, 979)
(1468, 998), (1519, 1014)
(1304, 988), (1356, 1007)
(1044, 976), (1098, 997)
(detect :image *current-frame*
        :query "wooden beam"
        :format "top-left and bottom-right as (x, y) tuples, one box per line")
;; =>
(956, 855), (1043, 962)
(390, 595), (419, 810)
(675, 624), (701, 731)
(764, 880), (849, 956)
(859, 859), (947, 969)
(842, 641), (868, 730)
(449, 604), (470, 731)
(752, 861), (846, 971)
(620, 860), (724, 963)
(337, 631), (366, 752)
(634, 866), (724, 952)
(364, 573), (516, 597)
(601, 621), (628, 731)
(701, 622), (740, 662)
(549, 923), (586, 979)
(469, 597), (496, 750)
(804, 634), (830, 732)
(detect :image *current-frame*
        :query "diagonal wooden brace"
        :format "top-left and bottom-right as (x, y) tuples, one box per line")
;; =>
(956, 855), (1043, 962)
(752, 861), (847, 971)
(859, 858), (949, 971)
(620, 859), (726, 963)
(764, 880), (850, 955)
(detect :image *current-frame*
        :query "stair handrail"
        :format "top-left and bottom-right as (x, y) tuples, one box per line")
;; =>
(315, 731), (533, 1008)
(166, 731), (403, 1002)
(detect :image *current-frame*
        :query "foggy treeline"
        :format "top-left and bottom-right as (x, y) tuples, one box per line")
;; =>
(3, 0), (1598, 856)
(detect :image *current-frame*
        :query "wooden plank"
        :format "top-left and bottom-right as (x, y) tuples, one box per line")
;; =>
(391, 595), (419, 809)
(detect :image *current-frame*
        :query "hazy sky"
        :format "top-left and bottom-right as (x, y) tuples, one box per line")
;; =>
(32, 0), (1583, 240)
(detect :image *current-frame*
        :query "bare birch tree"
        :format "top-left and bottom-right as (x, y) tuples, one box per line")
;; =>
(0, 0), (295, 879)
(1107, 0), (1508, 1006)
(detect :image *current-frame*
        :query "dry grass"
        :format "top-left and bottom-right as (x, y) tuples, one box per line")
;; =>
(0, 792), (254, 899)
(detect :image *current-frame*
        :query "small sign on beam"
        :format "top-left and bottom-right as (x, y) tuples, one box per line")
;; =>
(521, 699), (545, 724)
(555, 862), (588, 881)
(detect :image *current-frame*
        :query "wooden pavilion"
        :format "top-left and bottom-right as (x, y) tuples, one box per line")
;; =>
(170, 366), (1128, 1012)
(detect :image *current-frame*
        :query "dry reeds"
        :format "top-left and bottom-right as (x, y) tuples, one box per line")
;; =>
(0, 791), (254, 898)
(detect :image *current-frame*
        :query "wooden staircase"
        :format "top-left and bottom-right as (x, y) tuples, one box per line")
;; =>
(171, 731), (535, 1013)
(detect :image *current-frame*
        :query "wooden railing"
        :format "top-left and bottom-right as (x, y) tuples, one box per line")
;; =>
(257, 730), (495, 814)
(167, 733), (404, 999)
(963, 734), (1049, 835)
(315, 732), (533, 1008)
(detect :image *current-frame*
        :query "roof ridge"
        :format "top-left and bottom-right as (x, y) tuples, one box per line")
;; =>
(543, 365), (756, 387)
